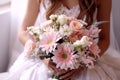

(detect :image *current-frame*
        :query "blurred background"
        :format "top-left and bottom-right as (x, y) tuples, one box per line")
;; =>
(0, 0), (27, 73)
(0, 0), (120, 78)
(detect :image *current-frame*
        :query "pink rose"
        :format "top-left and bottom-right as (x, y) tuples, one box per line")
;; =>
(69, 28), (86, 42)
(89, 40), (101, 57)
(70, 20), (83, 30)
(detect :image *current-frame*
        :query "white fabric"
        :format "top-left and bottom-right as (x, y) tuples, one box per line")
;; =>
(6, 0), (120, 80)
(110, 0), (120, 51)
(6, 49), (120, 80)
(0, 72), (9, 79)
(8, 0), (28, 68)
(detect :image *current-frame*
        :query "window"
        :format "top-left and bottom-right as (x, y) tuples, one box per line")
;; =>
(0, 0), (10, 6)
(0, 0), (10, 12)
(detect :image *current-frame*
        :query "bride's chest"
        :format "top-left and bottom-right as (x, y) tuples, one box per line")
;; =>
(36, 1), (80, 25)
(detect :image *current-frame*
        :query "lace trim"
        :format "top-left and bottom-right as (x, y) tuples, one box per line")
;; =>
(54, 4), (80, 18)
(43, 0), (80, 18)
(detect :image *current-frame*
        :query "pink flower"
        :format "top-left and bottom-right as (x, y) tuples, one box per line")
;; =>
(89, 27), (101, 38)
(82, 29), (90, 36)
(52, 43), (80, 70)
(89, 40), (101, 57)
(69, 29), (85, 42)
(81, 56), (95, 69)
(70, 20), (83, 31)
(39, 32), (61, 54)
(23, 39), (36, 57)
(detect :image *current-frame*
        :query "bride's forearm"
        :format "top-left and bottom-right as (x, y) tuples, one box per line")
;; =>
(97, 0), (111, 56)
(98, 28), (110, 56)
(18, 30), (31, 46)
(18, 0), (40, 45)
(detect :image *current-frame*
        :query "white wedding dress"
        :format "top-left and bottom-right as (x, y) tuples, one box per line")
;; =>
(6, 1), (120, 80)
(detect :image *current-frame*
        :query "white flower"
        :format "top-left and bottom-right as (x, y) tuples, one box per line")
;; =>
(39, 27), (55, 40)
(49, 14), (58, 21)
(73, 36), (92, 48)
(57, 15), (68, 26)
(27, 26), (42, 35)
(59, 24), (73, 37)
(44, 27), (55, 33)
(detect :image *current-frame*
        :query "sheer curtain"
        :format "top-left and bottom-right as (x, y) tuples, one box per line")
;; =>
(110, 0), (120, 51)
(107, 0), (120, 53)
(8, 0), (28, 68)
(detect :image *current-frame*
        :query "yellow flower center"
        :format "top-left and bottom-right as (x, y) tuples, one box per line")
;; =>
(62, 53), (67, 59)
(48, 40), (53, 45)
(64, 29), (68, 33)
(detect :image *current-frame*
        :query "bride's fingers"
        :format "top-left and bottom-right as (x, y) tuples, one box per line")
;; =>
(48, 61), (68, 75)
(51, 67), (68, 76)
(49, 63), (75, 77)
(48, 62), (56, 72)
(60, 68), (81, 80)
(56, 69), (68, 76)
(59, 70), (76, 80)
(48, 61), (64, 75)
(48, 60), (81, 79)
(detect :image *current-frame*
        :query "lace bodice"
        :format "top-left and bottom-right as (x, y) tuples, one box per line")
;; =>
(54, 5), (80, 18)
(35, 1), (80, 26)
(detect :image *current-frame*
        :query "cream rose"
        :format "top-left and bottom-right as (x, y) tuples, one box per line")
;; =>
(73, 36), (92, 48)
(57, 15), (68, 26)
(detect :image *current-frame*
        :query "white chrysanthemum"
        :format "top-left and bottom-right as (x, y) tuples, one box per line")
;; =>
(27, 26), (44, 36)
(44, 27), (55, 33)
(73, 36), (92, 48)
(27, 26), (45, 41)
(59, 24), (73, 37)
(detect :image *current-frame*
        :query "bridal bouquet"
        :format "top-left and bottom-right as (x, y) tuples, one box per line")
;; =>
(25, 14), (101, 76)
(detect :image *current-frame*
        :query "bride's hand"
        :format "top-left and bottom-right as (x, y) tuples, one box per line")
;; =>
(48, 60), (81, 80)
(23, 39), (36, 57)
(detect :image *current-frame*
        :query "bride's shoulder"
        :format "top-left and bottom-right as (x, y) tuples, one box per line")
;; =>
(97, 0), (111, 7)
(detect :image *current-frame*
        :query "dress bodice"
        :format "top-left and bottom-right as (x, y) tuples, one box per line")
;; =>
(35, 1), (80, 26)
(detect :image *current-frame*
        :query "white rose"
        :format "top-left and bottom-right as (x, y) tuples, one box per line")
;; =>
(73, 40), (81, 47)
(57, 15), (68, 26)
(73, 36), (92, 48)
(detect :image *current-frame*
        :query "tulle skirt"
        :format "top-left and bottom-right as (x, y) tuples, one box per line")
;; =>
(6, 48), (120, 80)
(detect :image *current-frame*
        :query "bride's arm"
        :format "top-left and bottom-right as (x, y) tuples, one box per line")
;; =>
(97, 0), (111, 56)
(18, 0), (40, 45)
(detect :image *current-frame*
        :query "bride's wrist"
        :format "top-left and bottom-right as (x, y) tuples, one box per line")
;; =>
(43, 58), (50, 66)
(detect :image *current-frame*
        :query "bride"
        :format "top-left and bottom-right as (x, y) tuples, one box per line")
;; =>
(7, 0), (120, 80)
